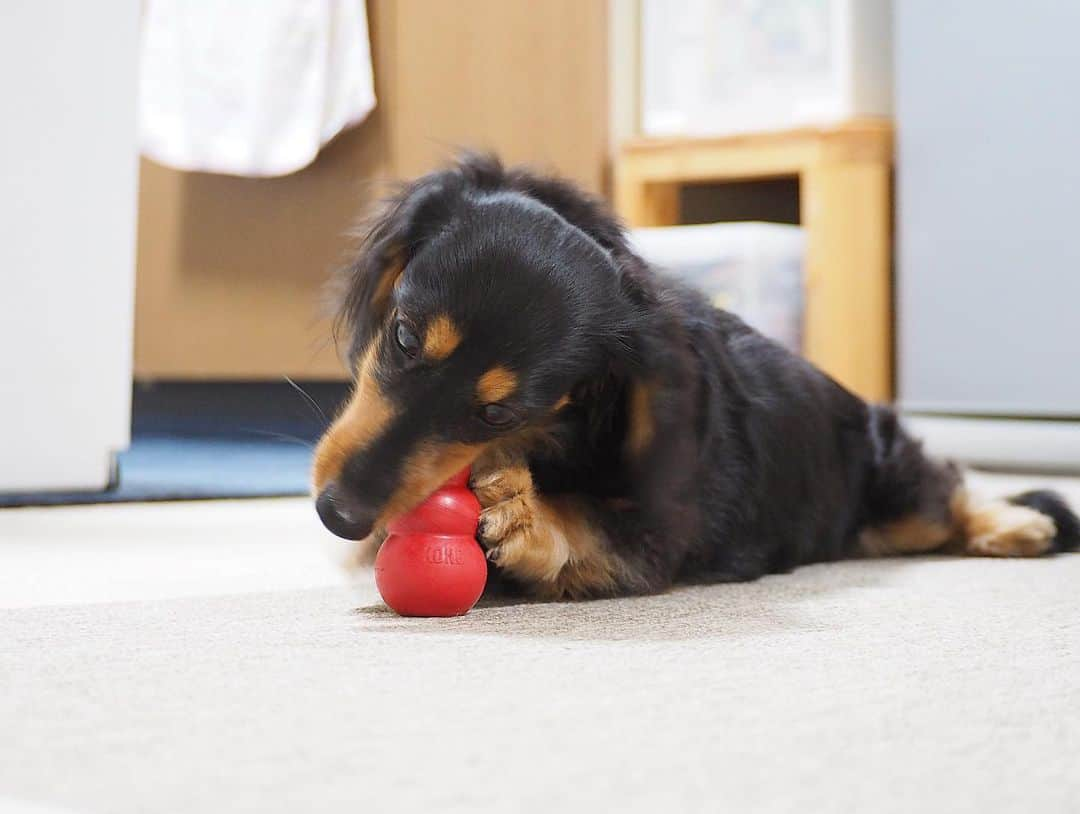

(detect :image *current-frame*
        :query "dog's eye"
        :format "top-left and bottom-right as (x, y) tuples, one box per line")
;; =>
(478, 403), (517, 428)
(394, 320), (420, 358)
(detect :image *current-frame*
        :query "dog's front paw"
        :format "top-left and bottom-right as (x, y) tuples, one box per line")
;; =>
(471, 459), (533, 511)
(472, 462), (570, 586)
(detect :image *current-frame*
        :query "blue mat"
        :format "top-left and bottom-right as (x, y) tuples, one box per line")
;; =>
(0, 382), (347, 507)
(119, 437), (314, 497)
(0, 436), (315, 507)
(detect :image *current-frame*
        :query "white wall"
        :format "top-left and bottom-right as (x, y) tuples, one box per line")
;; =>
(0, 1), (140, 492)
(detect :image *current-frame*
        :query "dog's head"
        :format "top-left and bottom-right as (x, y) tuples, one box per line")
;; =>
(312, 155), (648, 540)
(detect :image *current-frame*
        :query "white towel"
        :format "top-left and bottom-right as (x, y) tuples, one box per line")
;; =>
(139, 0), (375, 177)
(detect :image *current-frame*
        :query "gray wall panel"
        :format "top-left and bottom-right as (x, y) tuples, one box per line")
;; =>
(896, 1), (1080, 416)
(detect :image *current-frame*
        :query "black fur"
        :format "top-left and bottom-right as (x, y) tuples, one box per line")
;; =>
(1009, 491), (1080, 552)
(319, 153), (1079, 596)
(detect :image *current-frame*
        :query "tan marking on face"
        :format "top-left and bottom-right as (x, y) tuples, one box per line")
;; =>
(552, 394), (571, 412)
(476, 366), (518, 403)
(373, 441), (486, 529)
(625, 380), (655, 457)
(423, 315), (462, 361)
(311, 343), (395, 491)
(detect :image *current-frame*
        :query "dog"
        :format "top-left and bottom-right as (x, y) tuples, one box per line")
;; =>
(312, 153), (1079, 600)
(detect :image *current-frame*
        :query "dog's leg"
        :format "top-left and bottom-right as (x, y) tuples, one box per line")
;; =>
(470, 449), (647, 599)
(859, 489), (1063, 558)
(950, 489), (1076, 557)
(858, 407), (1079, 558)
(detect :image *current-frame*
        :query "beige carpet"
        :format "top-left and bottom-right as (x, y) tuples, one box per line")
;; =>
(1, 473), (1079, 813)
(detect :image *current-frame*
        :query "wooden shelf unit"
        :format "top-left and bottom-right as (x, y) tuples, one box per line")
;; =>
(614, 120), (894, 402)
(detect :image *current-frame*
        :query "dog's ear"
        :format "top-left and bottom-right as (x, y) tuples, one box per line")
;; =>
(501, 161), (641, 271)
(498, 157), (663, 345)
(334, 173), (460, 361)
(603, 283), (703, 540)
(495, 156), (695, 496)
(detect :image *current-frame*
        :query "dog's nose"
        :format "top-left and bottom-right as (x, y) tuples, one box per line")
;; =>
(315, 482), (378, 540)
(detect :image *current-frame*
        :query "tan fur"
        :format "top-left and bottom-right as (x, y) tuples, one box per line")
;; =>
(476, 366), (518, 403)
(552, 394), (572, 412)
(374, 441), (485, 529)
(311, 344), (395, 490)
(472, 449), (623, 598)
(370, 258), (404, 315)
(423, 315), (462, 361)
(312, 331), (484, 530)
(951, 489), (1056, 557)
(625, 380), (655, 458)
(858, 487), (1057, 559)
(858, 515), (953, 556)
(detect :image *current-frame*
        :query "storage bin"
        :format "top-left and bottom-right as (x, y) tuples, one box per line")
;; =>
(629, 222), (804, 351)
(640, 0), (892, 137)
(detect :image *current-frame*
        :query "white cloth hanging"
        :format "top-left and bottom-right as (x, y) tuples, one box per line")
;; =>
(138, 0), (376, 177)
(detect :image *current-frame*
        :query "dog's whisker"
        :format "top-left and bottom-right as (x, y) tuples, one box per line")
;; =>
(240, 428), (315, 450)
(283, 375), (331, 428)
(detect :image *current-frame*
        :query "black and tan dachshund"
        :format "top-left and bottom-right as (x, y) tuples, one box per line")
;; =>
(313, 154), (1079, 600)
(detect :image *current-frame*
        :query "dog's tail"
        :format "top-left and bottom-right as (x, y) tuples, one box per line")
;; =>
(1007, 490), (1080, 553)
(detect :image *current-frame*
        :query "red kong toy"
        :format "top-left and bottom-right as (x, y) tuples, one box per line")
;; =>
(374, 468), (488, 617)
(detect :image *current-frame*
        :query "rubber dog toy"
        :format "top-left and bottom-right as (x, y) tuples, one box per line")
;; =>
(374, 468), (487, 617)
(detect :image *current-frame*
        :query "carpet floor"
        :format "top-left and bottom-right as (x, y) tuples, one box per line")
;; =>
(1, 472), (1078, 813)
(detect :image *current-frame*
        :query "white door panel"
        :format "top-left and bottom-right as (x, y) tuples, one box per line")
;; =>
(0, 1), (139, 492)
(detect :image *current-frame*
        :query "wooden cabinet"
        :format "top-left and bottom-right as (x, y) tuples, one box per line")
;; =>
(381, 0), (608, 193)
(135, 0), (609, 380)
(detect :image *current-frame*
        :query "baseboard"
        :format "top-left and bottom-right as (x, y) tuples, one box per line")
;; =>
(132, 380), (350, 440)
(902, 414), (1080, 474)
